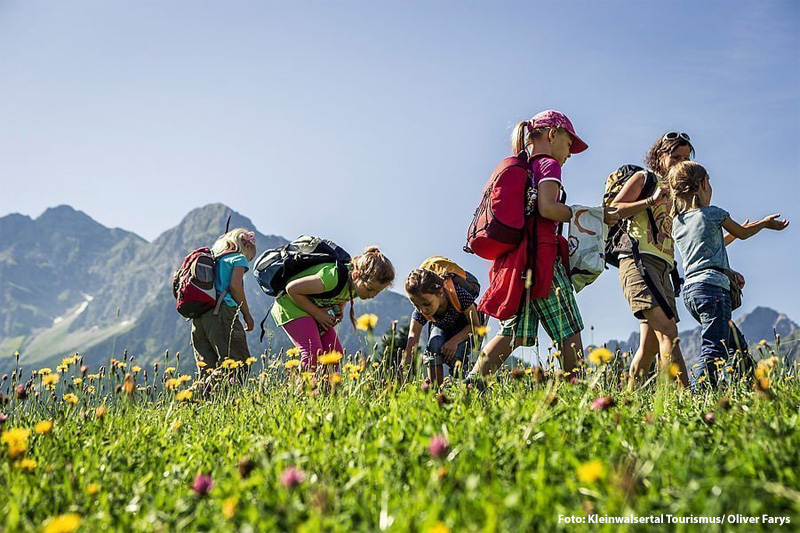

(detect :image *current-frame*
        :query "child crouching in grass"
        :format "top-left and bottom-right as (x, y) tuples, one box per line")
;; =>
(669, 161), (789, 389)
(402, 267), (483, 386)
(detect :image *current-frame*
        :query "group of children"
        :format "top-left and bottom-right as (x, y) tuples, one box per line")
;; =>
(189, 110), (788, 391)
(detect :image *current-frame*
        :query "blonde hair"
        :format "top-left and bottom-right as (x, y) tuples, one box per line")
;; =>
(351, 246), (395, 286)
(668, 161), (708, 216)
(510, 121), (564, 155)
(211, 228), (256, 258)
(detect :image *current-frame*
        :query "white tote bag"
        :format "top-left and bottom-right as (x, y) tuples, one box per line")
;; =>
(567, 205), (608, 292)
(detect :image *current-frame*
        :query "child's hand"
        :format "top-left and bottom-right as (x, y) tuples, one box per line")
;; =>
(441, 340), (458, 362)
(761, 214), (789, 231)
(315, 309), (337, 332)
(243, 312), (255, 332)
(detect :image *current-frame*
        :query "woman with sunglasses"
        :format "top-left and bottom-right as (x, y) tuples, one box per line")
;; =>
(609, 132), (694, 389)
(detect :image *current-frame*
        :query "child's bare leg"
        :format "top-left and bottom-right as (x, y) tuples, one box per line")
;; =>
(469, 335), (514, 376)
(641, 307), (689, 388)
(558, 332), (583, 374)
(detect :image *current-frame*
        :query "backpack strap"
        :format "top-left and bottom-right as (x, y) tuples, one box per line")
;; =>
(442, 277), (463, 314)
(630, 242), (676, 321)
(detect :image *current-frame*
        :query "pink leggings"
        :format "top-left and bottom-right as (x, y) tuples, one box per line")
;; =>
(282, 316), (343, 372)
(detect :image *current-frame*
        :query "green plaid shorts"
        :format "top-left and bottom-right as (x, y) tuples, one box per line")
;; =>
(498, 261), (584, 346)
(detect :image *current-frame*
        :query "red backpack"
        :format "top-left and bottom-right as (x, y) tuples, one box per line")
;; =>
(172, 247), (221, 319)
(464, 152), (533, 260)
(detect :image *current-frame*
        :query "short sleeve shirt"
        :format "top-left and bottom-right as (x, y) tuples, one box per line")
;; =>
(411, 285), (476, 335)
(215, 253), (250, 307)
(271, 263), (353, 326)
(672, 205), (731, 290)
(531, 155), (562, 245)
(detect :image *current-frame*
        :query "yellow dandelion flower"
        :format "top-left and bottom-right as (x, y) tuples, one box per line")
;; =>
(63, 393), (79, 405)
(86, 483), (99, 496)
(42, 374), (60, 387)
(165, 378), (180, 390)
(171, 420), (182, 432)
(759, 339), (767, 346)
(16, 458), (37, 472)
(245, 357), (257, 365)
(221, 359), (242, 369)
(588, 347), (613, 365)
(286, 347), (301, 358)
(42, 513), (82, 533)
(88, 374), (100, 380)
(165, 366), (176, 373)
(95, 405), (107, 419)
(329, 373), (342, 385)
(132, 366), (142, 373)
(319, 351), (343, 365)
(285, 359), (301, 369)
(426, 522), (450, 533)
(348, 373), (360, 380)
(222, 496), (238, 519)
(576, 460), (605, 483)
(196, 361), (207, 368)
(35, 420), (53, 435)
(177, 375), (192, 383)
(38, 368), (52, 376)
(668, 363), (680, 379)
(2, 428), (30, 460)
(355, 313), (379, 331)
(474, 325), (489, 336)
(72, 377), (82, 385)
(176, 390), (193, 402)
(372, 362), (380, 368)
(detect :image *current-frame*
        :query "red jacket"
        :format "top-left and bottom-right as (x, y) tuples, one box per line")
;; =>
(478, 216), (570, 321)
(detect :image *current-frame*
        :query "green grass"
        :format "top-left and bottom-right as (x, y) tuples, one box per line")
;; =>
(1, 352), (799, 532)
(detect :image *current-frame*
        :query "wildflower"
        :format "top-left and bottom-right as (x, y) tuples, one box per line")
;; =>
(429, 435), (449, 459)
(165, 367), (176, 373)
(176, 390), (193, 402)
(165, 378), (180, 390)
(421, 381), (430, 392)
(15, 384), (27, 400)
(38, 368), (52, 375)
(63, 393), (79, 405)
(177, 375), (192, 383)
(42, 374), (60, 387)
(474, 325), (488, 337)
(286, 347), (300, 358)
(42, 513), (82, 533)
(703, 412), (715, 425)
(222, 496), (238, 519)
(122, 374), (135, 396)
(590, 396), (615, 411)
(196, 361), (207, 368)
(355, 313), (379, 331)
(95, 405), (107, 419)
(2, 428), (30, 459)
(0, 413), (6, 425)
(319, 351), (343, 365)
(132, 366), (142, 373)
(16, 458), (37, 472)
(245, 357), (257, 365)
(56, 364), (68, 373)
(329, 373), (342, 385)
(191, 472), (214, 496)
(87, 374), (100, 380)
(588, 347), (613, 365)
(280, 466), (306, 488)
(221, 359), (242, 370)
(532, 366), (546, 383)
(171, 421), (182, 432)
(238, 457), (255, 479)
(35, 420), (53, 435)
(86, 483), (99, 496)
(72, 377), (82, 385)
(285, 359), (301, 369)
(576, 460), (605, 483)
(427, 522), (450, 533)
(668, 363), (680, 379)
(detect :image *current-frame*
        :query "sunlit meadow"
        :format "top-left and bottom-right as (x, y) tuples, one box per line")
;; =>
(1, 317), (798, 532)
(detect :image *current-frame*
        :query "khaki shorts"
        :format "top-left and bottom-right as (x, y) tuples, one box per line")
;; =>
(191, 304), (251, 374)
(618, 254), (679, 322)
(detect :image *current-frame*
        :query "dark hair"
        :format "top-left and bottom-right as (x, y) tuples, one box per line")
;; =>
(645, 134), (695, 177)
(405, 269), (444, 297)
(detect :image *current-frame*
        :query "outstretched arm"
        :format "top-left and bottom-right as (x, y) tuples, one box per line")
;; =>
(722, 214), (789, 241)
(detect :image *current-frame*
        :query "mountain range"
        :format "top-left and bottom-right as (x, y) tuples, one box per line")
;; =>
(0, 204), (413, 373)
(1, 204), (796, 375)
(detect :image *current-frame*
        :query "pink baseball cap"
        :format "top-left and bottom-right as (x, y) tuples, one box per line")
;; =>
(529, 110), (588, 154)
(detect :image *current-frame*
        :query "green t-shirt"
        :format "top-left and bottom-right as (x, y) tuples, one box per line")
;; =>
(271, 263), (353, 326)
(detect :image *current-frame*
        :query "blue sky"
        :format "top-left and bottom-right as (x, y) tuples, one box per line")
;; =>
(1, 0), (798, 344)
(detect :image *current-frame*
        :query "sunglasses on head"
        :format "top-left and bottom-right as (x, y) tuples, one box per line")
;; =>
(662, 131), (691, 142)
